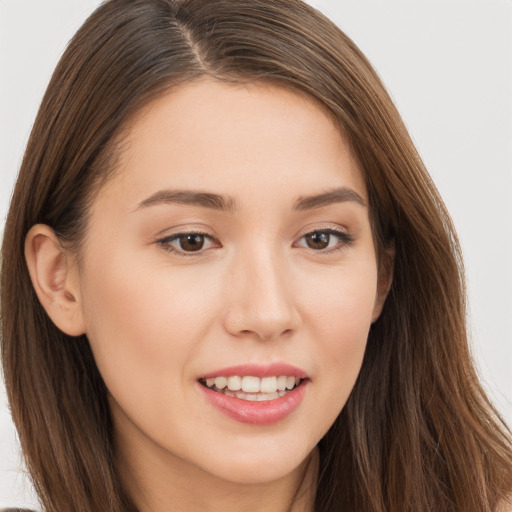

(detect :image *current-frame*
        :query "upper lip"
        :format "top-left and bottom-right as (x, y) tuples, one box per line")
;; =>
(199, 363), (308, 380)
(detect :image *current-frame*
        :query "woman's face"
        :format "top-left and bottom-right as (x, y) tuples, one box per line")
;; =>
(76, 80), (384, 486)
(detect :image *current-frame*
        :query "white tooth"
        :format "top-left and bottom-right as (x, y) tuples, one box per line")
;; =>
(286, 376), (295, 390)
(295, 377), (301, 386)
(223, 389), (235, 397)
(278, 390), (287, 397)
(260, 376), (277, 393)
(227, 376), (242, 391)
(242, 376), (260, 393)
(206, 378), (215, 388)
(214, 376), (227, 389)
(257, 392), (279, 401)
(244, 393), (258, 401)
(276, 375), (287, 391)
(235, 391), (247, 400)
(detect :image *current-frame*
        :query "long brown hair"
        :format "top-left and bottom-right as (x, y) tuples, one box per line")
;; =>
(1, 1), (511, 511)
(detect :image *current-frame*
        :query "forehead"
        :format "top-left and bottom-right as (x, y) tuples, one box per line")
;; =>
(98, 79), (367, 209)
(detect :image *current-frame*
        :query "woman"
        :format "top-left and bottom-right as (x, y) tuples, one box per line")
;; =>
(1, 0), (511, 511)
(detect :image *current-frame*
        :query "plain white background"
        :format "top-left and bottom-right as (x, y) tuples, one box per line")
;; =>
(1, 0), (511, 508)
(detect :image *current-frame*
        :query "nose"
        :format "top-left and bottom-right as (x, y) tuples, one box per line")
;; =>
(222, 247), (301, 341)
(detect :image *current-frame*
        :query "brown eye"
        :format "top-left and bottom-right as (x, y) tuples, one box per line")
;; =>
(296, 229), (355, 253)
(158, 232), (218, 255)
(305, 231), (330, 250)
(178, 234), (205, 251)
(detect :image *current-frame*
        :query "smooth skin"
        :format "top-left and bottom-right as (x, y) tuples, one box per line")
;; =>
(25, 80), (393, 512)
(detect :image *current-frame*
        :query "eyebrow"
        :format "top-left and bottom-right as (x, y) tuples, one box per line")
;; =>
(134, 186), (366, 213)
(134, 190), (237, 212)
(294, 186), (366, 210)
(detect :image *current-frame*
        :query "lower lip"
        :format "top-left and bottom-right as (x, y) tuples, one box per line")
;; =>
(198, 381), (307, 425)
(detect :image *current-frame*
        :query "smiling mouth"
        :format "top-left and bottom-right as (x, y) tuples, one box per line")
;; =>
(198, 375), (303, 402)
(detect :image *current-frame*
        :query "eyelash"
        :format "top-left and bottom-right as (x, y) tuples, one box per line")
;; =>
(295, 228), (355, 252)
(157, 231), (219, 256)
(156, 228), (355, 257)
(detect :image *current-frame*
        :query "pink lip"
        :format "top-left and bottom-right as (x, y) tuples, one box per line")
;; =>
(197, 363), (309, 425)
(197, 379), (308, 425)
(199, 363), (308, 380)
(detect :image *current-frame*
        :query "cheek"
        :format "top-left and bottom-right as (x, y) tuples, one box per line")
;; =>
(302, 258), (378, 340)
(78, 248), (218, 396)
(301, 260), (377, 410)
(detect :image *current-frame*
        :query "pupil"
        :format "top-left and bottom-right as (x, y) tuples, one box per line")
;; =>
(180, 234), (204, 251)
(306, 232), (329, 249)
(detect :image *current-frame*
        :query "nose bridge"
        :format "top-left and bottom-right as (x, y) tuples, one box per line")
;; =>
(224, 240), (300, 340)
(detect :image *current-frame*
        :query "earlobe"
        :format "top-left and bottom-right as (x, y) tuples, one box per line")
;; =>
(24, 224), (86, 336)
(371, 243), (395, 323)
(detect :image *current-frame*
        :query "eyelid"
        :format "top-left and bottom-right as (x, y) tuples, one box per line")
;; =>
(293, 225), (355, 252)
(156, 230), (221, 256)
(154, 224), (355, 257)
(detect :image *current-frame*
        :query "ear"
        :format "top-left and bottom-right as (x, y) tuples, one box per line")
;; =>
(371, 242), (395, 323)
(24, 224), (86, 336)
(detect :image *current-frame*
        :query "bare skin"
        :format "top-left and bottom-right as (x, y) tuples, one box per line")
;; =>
(25, 80), (392, 511)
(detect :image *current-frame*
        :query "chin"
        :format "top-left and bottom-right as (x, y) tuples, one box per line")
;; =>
(198, 443), (313, 485)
